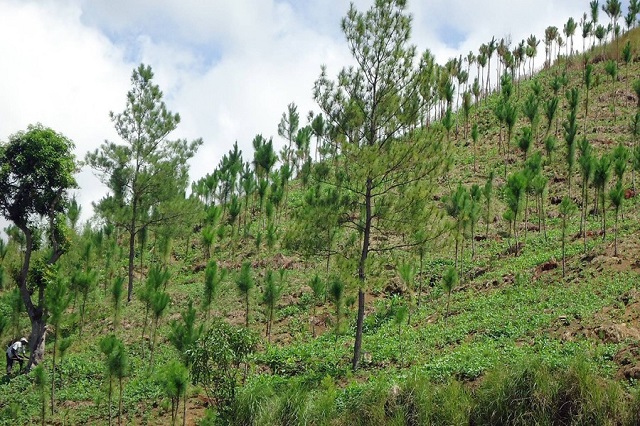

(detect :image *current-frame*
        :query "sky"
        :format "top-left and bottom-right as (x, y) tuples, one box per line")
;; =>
(0, 0), (630, 227)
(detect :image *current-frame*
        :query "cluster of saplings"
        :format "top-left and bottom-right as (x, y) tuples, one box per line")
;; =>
(1, 0), (640, 424)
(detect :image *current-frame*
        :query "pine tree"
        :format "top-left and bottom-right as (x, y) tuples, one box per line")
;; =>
(86, 64), (202, 302)
(236, 262), (254, 328)
(313, 0), (448, 371)
(559, 197), (577, 277)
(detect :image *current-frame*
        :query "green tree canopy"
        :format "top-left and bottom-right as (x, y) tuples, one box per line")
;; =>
(0, 124), (77, 369)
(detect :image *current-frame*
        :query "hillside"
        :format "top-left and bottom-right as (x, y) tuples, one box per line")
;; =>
(2, 4), (640, 426)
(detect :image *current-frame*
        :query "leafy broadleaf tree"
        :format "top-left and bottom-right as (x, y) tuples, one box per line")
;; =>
(86, 64), (202, 302)
(188, 320), (257, 421)
(0, 124), (76, 369)
(313, 0), (448, 371)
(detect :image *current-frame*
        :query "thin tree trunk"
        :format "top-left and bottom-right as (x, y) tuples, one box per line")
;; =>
(542, 195), (547, 241)
(312, 304), (317, 338)
(513, 213), (518, 257)
(562, 216), (567, 277)
(245, 292), (250, 328)
(150, 318), (158, 367)
(352, 179), (372, 372)
(183, 388), (187, 426)
(108, 379), (113, 426)
(460, 240), (465, 283)
(51, 330), (57, 415)
(80, 292), (87, 337)
(524, 194), (529, 247)
(602, 192), (607, 240)
(118, 377), (123, 426)
(471, 223), (476, 259)
(417, 252), (424, 307)
(141, 306), (149, 359)
(614, 211), (619, 256)
(445, 292), (451, 326)
(127, 201), (137, 302)
(353, 288), (365, 371)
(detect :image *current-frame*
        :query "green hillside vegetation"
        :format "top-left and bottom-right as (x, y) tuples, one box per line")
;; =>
(2, 0), (640, 424)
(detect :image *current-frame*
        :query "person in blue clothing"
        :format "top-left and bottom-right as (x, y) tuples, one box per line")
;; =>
(6, 337), (28, 375)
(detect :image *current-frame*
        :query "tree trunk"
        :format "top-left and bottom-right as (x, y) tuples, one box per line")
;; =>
(471, 223), (476, 259)
(352, 179), (372, 372)
(108, 379), (113, 426)
(417, 253), (424, 307)
(51, 330), (57, 415)
(602, 192), (607, 240)
(542, 196), (547, 241)
(243, 291), (249, 328)
(562, 216), (567, 277)
(514, 216), (519, 257)
(312, 304), (317, 338)
(80, 292), (87, 337)
(28, 317), (47, 370)
(118, 377), (123, 426)
(183, 389), (187, 426)
(127, 225), (136, 303)
(614, 212), (619, 256)
(352, 288), (365, 371)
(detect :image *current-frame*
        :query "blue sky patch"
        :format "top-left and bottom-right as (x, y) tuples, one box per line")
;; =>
(437, 23), (467, 50)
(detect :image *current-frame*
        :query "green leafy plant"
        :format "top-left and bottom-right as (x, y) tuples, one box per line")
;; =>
(188, 319), (258, 421)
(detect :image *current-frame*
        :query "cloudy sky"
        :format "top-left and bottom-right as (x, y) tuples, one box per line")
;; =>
(0, 0), (626, 224)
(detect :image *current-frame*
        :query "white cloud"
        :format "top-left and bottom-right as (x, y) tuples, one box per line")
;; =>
(0, 0), (615, 231)
(0, 0), (132, 228)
